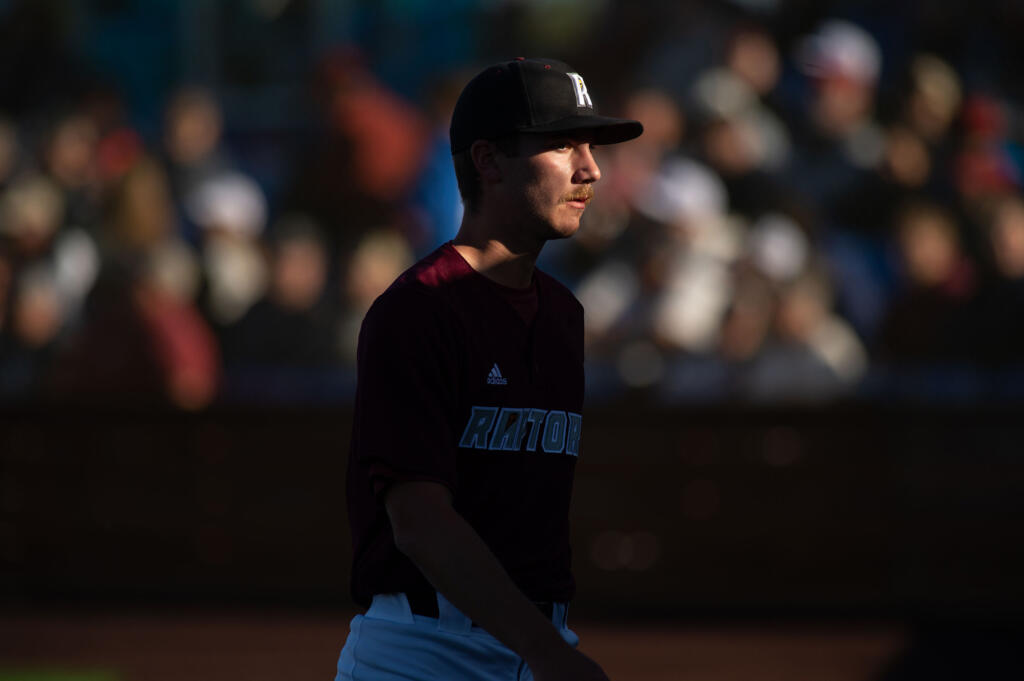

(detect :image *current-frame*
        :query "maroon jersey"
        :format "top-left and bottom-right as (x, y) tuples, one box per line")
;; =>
(347, 243), (584, 607)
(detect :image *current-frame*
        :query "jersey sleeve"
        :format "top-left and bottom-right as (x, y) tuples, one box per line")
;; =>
(351, 285), (462, 499)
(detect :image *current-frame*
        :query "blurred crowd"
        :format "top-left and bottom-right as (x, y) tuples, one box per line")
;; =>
(3, 1), (1024, 408)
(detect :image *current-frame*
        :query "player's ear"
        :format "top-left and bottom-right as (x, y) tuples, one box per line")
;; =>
(470, 140), (503, 185)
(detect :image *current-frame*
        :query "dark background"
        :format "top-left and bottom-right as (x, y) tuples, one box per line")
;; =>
(3, 403), (1023, 678)
(3, 404), (1022, 619)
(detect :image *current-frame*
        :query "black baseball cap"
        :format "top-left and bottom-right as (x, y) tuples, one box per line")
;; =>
(449, 57), (643, 153)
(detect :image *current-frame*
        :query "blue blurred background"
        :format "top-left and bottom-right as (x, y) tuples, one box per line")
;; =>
(4, 0), (1024, 407)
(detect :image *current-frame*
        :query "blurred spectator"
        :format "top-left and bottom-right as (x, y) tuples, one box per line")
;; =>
(0, 171), (100, 340)
(954, 94), (1022, 226)
(328, 53), (429, 201)
(286, 49), (430, 254)
(336, 229), (414, 363)
(964, 194), (1024, 365)
(408, 72), (466, 255)
(724, 23), (781, 102)
(49, 225), (101, 328)
(223, 215), (338, 367)
(185, 169), (269, 327)
(884, 126), (936, 191)
(838, 124), (934, 236)
(903, 54), (962, 148)
(717, 263), (776, 366)
(41, 110), (100, 231)
(987, 196), (1024, 282)
(93, 114), (146, 193)
(51, 242), (219, 410)
(576, 258), (642, 351)
(132, 240), (220, 409)
(617, 89), (687, 198)
(164, 87), (227, 179)
(878, 201), (976, 362)
(102, 155), (176, 254)
(0, 173), (64, 261)
(691, 67), (791, 218)
(643, 157), (738, 354)
(787, 20), (886, 212)
(745, 212), (810, 284)
(745, 264), (867, 401)
(0, 264), (65, 397)
(162, 86), (234, 242)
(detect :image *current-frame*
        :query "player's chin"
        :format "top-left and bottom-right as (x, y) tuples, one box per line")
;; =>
(547, 222), (582, 241)
(548, 214), (584, 240)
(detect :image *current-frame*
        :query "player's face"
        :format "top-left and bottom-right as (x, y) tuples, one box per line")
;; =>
(501, 133), (602, 241)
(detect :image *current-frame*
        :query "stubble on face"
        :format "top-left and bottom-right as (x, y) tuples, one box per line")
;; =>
(562, 184), (595, 204)
(512, 140), (598, 243)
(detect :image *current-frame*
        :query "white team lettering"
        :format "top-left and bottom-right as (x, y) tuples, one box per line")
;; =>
(459, 406), (498, 448)
(524, 408), (548, 451)
(488, 408), (524, 451)
(565, 412), (582, 457)
(541, 411), (567, 453)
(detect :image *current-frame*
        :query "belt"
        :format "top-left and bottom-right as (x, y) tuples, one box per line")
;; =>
(405, 590), (554, 621)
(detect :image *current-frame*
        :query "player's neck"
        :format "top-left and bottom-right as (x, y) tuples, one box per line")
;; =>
(453, 214), (540, 290)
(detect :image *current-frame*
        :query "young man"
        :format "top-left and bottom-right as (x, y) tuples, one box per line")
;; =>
(339, 58), (642, 681)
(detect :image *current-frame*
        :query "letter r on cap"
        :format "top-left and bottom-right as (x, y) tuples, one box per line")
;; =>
(567, 73), (593, 108)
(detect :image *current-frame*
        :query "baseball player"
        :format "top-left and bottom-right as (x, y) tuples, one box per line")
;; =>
(338, 58), (642, 681)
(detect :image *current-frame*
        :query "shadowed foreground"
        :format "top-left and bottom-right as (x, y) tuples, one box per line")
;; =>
(0, 611), (902, 681)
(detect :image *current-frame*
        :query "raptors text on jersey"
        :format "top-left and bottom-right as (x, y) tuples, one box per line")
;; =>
(459, 406), (581, 456)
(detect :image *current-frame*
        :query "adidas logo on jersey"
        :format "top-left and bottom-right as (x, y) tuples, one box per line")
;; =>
(486, 363), (508, 385)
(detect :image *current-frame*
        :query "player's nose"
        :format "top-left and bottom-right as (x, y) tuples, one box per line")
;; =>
(573, 145), (601, 184)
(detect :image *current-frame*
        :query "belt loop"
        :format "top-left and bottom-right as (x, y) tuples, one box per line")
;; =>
(552, 602), (568, 629)
(368, 593), (416, 624)
(436, 592), (473, 634)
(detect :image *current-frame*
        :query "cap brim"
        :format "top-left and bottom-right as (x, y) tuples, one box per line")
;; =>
(519, 115), (644, 145)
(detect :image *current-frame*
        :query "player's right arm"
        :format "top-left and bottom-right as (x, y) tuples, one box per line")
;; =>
(386, 479), (611, 681)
